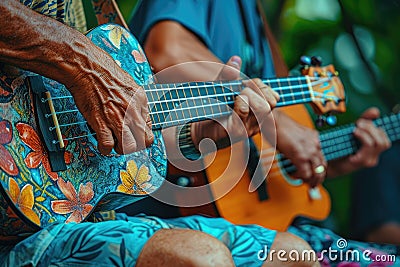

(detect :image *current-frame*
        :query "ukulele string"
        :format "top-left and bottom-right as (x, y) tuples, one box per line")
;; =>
(41, 76), (335, 104)
(259, 120), (400, 176)
(48, 94), (344, 144)
(44, 76), (341, 144)
(44, 90), (339, 130)
(48, 93), (339, 144)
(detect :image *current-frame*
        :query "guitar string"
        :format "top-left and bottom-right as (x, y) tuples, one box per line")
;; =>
(263, 126), (400, 170)
(43, 77), (340, 130)
(261, 125), (400, 180)
(43, 76), (341, 143)
(145, 79), (332, 97)
(44, 88), (339, 127)
(148, 92), (335, 118)
(47, 95), (336, 139)
(147, 116), (399, 182)
(141, 76), (331, 92)
(41, 84), (315, 104)
(41, 76), (334, 103)
(258, 115), (400, 160)
(45, 83), (339, 132)
(319, 115), (400, 150)
(260, 120), (400, 171)
(147, 89), (316, 106)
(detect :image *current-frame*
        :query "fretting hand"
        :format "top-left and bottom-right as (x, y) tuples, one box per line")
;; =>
(191, 56), (279, 152)
(327, 107), (391, 177)
(273, 111), (327, 188)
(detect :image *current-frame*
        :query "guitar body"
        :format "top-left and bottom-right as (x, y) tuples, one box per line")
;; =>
(177, 105), (331, 231)
(0, 24), (167, 242)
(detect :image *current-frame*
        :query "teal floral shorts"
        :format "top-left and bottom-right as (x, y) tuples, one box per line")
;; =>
(2, 214), (276, 267)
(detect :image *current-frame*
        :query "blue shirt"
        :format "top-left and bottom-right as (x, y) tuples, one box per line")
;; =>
(130, 0), (276, 78)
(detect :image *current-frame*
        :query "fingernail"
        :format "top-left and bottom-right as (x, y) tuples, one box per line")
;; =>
(231, 56), (241, 66)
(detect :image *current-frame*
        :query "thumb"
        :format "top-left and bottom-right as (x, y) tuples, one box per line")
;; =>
(217, 56), (242, 80)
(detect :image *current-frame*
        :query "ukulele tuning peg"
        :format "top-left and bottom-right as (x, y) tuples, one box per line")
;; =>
(311, 56), (322, 67)
(326, 114), (337, 126)
(176, 176), (192, 187)
(300, 55), (312, 66)
(315, 114), (337, 128)
(315, 115), (326, 128)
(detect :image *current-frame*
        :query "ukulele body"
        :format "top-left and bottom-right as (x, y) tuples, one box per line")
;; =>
(176, 105), (331, 231)
(0, 24), (167, 242)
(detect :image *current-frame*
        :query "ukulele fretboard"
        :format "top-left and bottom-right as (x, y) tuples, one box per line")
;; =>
(144, 76), (329, 130)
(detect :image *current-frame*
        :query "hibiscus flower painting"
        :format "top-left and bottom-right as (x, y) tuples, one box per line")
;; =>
(7, 177), (40, 225)
(0, 120), (18, 176)
(16, 123), (72, 181)
(117, 160), (156, 195)
(51, 178), (94, 223)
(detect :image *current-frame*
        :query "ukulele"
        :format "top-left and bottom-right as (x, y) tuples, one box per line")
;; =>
(0, 24), (344, 241)
(175, 109), (400, 231)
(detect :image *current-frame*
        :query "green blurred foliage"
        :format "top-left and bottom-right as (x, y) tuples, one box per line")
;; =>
(85, 0), (400, 237)
(266, 0), (400, 237)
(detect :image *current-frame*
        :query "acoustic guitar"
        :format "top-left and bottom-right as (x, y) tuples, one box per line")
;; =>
(176, 108), (400, 231)
(0, 24), (344, 241)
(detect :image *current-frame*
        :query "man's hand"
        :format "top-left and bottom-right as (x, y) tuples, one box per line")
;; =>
(327, 107), (391, 177)
(273, 111), (326, 188)
(67, 50), (153, 156)
(0, 1), (153, 156)
(191, 56), (279, 151)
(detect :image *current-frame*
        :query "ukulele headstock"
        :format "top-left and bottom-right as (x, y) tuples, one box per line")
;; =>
(301, 56), (346, 115)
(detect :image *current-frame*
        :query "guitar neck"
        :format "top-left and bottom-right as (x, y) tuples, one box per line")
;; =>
(145, 76), (313, 130)
(279, 113), (400, 174)
(320, 112), (400, 161)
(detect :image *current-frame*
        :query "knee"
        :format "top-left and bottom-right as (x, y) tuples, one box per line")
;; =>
(136, 229), (235, 267)
(266, 232), (319, 267)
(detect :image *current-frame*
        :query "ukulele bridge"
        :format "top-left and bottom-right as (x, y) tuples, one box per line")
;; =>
(26, 76), (67, 172)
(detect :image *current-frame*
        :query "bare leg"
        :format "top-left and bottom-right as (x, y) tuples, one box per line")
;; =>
(136, 229), (235, 267)
(264, 232), (320, 267)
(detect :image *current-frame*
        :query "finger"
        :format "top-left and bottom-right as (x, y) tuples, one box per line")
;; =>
(360, 107), (380, 120)
(253, 78), (280, 102)
(353, 119), (391, 163)
(310, 160), (327, 188)
(350, 123), (376, 166)
(144, 114), (154, 147)
(233, 94), (250, 120)
(96, 125), (115, 155)
(218, 56), (242, 80)
(365, 126), (391, 151)
(114, 126), (137, 155)
(129, 118), (148, 151)
(260, 85), (278, 109)
(290, 152), (313, 181)
(142, 106), (154, 147)
(355, 119), (378, 147)
(243, 79), (278, 109)
(294, 161), (313, 182)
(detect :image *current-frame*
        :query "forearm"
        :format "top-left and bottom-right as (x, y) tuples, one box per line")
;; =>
(0, 0), (111, 89)
(151, 21), (229, 156)
(144, 21), (222, 81)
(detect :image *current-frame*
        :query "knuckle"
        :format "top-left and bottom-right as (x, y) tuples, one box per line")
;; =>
(253, 78), (262, 85)
(366, 159), (378, 167)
